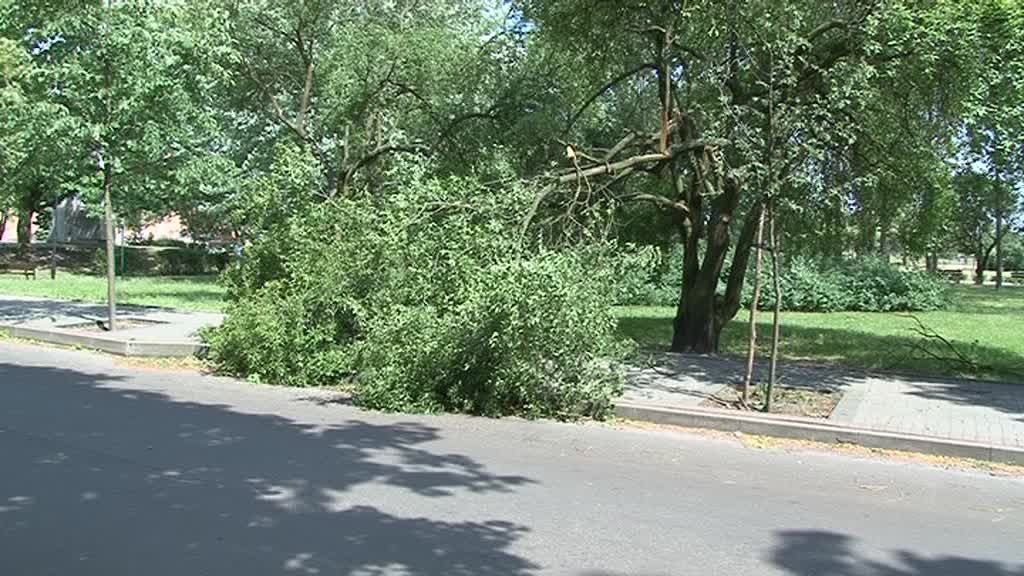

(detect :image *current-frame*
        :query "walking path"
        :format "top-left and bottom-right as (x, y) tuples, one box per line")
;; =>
(624, 352), (1024, 450)
(0, 295), (223, 355)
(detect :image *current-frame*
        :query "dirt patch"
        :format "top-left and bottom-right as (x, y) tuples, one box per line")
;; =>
(113, 356), (208, 371)
(59, 318), (167, 332)
(703, 384), (842, 419)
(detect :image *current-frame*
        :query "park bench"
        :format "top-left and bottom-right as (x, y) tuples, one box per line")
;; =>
(0, 261), (37, 279)
(937, 269), (963, 284)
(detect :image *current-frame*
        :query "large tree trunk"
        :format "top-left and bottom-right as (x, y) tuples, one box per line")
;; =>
(878, 220), (890, 258)
(673, 283), (721, 353)
(975, 240), (995, 285)
(15, 186), (44, 252)
(15, 210), (32, 248)
(974, 252), (985, 285)
(670, 175), (761, 354)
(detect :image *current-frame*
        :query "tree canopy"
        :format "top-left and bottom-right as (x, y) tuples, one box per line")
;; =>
(2, 0), (1022, 350)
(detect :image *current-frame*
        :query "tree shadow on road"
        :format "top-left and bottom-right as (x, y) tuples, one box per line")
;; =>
(770, 531), (1024, 576)
(0, 362), (537, 575)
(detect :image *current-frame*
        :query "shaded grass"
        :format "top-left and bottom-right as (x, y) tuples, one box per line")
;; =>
(0, 272), (225, 311)
(616, 285), (1024, 383)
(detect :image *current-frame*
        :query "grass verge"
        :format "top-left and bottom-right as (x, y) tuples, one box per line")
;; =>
(616, 285), (1024, 383)
(0, 272), (225, 311)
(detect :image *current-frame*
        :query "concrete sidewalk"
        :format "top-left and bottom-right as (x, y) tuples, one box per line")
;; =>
(0, 295), (223, 356)
(623, 352), (1024, 459)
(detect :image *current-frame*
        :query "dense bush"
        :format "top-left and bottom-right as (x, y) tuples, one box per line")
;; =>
(94, 245), (230, 276)
(207, 165), (626, 419)
(130, 238), (190, 248)
(770, 257), (949, 312)
(615, 249), (950, 312)
(157, 246), (231, 275)
(613, 245), (682, 307)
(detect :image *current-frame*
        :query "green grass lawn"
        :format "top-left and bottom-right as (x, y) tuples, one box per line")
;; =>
(616, 285), (1024, 382)
(3, 271), (1021, 381)
(0, 272), (226, 312)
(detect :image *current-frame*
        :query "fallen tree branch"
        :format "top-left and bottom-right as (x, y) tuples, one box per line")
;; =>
(553, 138), (731, 183)
(896, 314), (989, 373)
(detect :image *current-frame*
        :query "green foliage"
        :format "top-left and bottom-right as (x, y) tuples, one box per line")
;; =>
(990, 232), (1024, 271)
(615, 250), (949, 313)
(208, 169), (625, 419)
(92, 245), (230, 276)
(156, 247), (230, 276)
(355, 250), (624, 417)
(767, 258), (950, 313)
(612, 245), (680, 308)
(2, 0), (226, 233)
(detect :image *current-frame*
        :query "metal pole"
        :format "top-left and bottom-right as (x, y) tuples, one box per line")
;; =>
(49, 192), (58, 279)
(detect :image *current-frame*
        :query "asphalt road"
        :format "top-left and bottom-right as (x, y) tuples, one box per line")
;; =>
(1, 342), (1022, 575)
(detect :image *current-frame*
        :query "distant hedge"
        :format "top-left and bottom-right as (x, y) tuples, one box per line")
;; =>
(616, 249), (950, 313)
(93, 245), (231, 276)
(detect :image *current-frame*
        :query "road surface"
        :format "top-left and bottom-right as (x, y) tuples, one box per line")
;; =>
(1, 342), (1021, 575)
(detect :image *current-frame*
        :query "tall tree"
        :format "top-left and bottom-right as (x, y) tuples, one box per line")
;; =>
(215, 0), (522, 199)
(518, 0), (923, 353)
(13, 0), (220, 327)
(956, 0), (1024, 285)
(0, 3), (86, 249)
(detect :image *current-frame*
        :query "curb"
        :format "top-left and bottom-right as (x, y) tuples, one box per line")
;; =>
(614, 401), (1024, 466)
(0, 323), (205, 358)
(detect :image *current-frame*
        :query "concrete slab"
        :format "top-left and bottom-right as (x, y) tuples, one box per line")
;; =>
(829, 375), (1024, 449)
(624, 352), (858, 411)
(0, 295), (222, 357)
(614, 401), (1024, 465)
(622, 351), (1024, 461)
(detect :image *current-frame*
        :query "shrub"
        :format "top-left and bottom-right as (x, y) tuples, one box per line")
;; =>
(613, 244), (682, 307)
(750, 257), (950, 313)
(774, 257), (851, 312)
(354, 251), (624, 417)
(93, 245), (229, 276)
(130, 238), (190, 248)
(92, 246), (151, 275)
(156, 246), (231, 275)
(614, 249), (950, 313)
(207, 169), (626, 419)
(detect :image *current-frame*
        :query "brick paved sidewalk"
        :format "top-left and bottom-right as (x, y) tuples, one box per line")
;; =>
(624, 352), (1024, 450)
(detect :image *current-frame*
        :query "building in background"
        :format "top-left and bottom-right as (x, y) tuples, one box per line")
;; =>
(0, 195), (189, 244)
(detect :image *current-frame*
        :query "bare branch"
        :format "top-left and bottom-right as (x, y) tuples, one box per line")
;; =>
(242, 59), (307, 140)
(339, 142), (430, 192)
(564, 62), (658, 133)
(554, 137), (729, 183)
(618, 192), (689, 213)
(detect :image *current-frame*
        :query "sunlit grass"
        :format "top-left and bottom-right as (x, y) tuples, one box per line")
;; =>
(0, 272), (225, 311)
(616, 285), (1024, 382)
